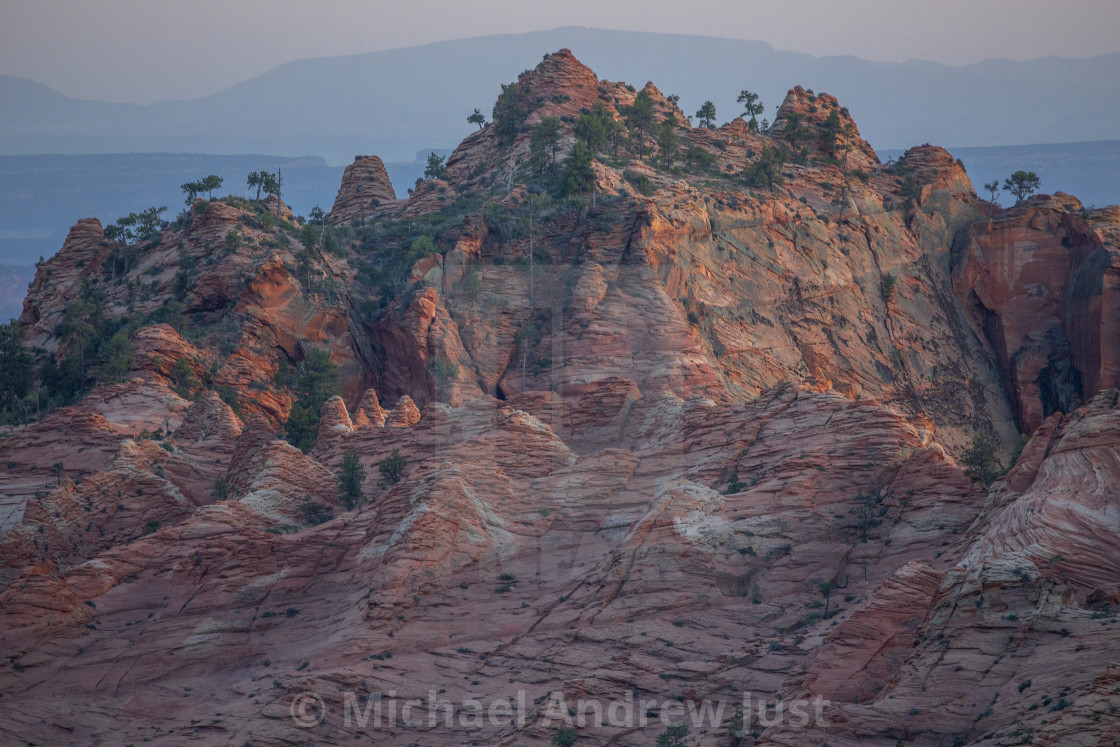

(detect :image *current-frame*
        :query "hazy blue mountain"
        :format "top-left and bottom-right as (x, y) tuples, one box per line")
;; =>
(0, 264), (35, 322)
(0, 152), (446, 266)
(2, 28), (1118, 164)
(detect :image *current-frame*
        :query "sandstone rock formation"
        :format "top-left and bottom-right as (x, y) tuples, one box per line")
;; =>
(954, 193), (1120, 433)
(1, 49), (1118, 747)
(329, 154), (397, 224)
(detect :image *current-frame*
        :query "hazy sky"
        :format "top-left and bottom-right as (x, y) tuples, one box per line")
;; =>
(3, 0), (1119, 103)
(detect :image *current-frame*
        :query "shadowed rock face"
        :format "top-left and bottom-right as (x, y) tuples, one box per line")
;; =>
(954, 193), (1120, 433)
(2, 50), (1120, 746)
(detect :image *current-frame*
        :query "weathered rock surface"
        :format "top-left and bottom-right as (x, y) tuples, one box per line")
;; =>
(19, 218), (110, 350)
(954, 193), (1120, 433)
(328, 154), (398, 224)
(1, 49), (1118, 747)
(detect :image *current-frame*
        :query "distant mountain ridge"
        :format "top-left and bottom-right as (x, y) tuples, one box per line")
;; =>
(0, 264), (34, 321)
(0, 152), (444, 266)
(2, 27), (1119, 163)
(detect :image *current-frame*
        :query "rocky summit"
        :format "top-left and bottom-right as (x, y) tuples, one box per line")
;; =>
(2, 50), (1120, 746)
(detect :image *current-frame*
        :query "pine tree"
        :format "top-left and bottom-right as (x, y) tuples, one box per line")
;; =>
(0, 320), (32, 421)
(623, 90), (656, 159)
(962, 433), (1002, 489)
(338, 448), (367, 509)
(560, 142), (595, 196)
(737, 89), (764, 131)
(1003, 170), (1041, 204)
(695, 101), (717, 129)
(424, 152), (447, 180)
(200, 174), (223, 199)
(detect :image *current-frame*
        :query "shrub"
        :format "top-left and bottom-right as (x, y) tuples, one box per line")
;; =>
(881, 273), (897, 303)
(217, 386), (242, 417)
(656, 722), (690, 747)
(143, 518), (162, 535)
(461, 262), (482, 299)
(740, 145), (786, 190)
(169, 357), (198, 397)
(962, 434), (1002, 489)
(492, 82), (526, 143)
(552, 727), (579, 747)
(284, 350), (339, 452)
(378, 448), (406, 486)
(624, 171), (656, 196)
(423, 152), (447, 180)
(300, 500), (333, 526)
(559, 142), (595, 197)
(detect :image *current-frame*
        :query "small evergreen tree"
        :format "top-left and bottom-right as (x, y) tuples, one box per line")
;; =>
(423, 152), (447, 180)
(781, 112), (814, 161)
(181, 181), (202, 205)
(467, 108), (486, 129)
(695, 101), (717, 129)
(285, 405), (315, 453)
(741, 145), (787, 191)
(560, 142), (595, 197)
(737, 89), (764, 131)
(301, 499), (333, 526)
(284, 350), (339, 452)
(896, 169), (921, 221)
(657, 722), (691, 747)
(106, 207), (167, 247)
(529, 116), (562, 175)
(492, 82), (526, 143)
(683, 145), (716, 172)
(881, 273), (897, 303)
(135, 206), (168, 242)
(261, 171), (281, 206)
(1003, 170), (1041, 204)
(247, 171), (265, 200)
(623, 89), (656, 159)
(168, 357), (198, 396)
(101, 331), (134, 382)
(728, 707), (745, 743)
(725, 470), (744, 494)
(0, 320), (33, 418)
(819, 110), (843, 158)
(338, 448), (367, 509)
(656, 116), (679, 168)
(983, 180), (1001, 217)
(379, 448), (407, 486)
(962, 433), (1002, 489)
(551, 726), (579, 747)
(200, 174), (223, 199)
(574, 101), (620, 155)
(820, 580), (835, 616)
